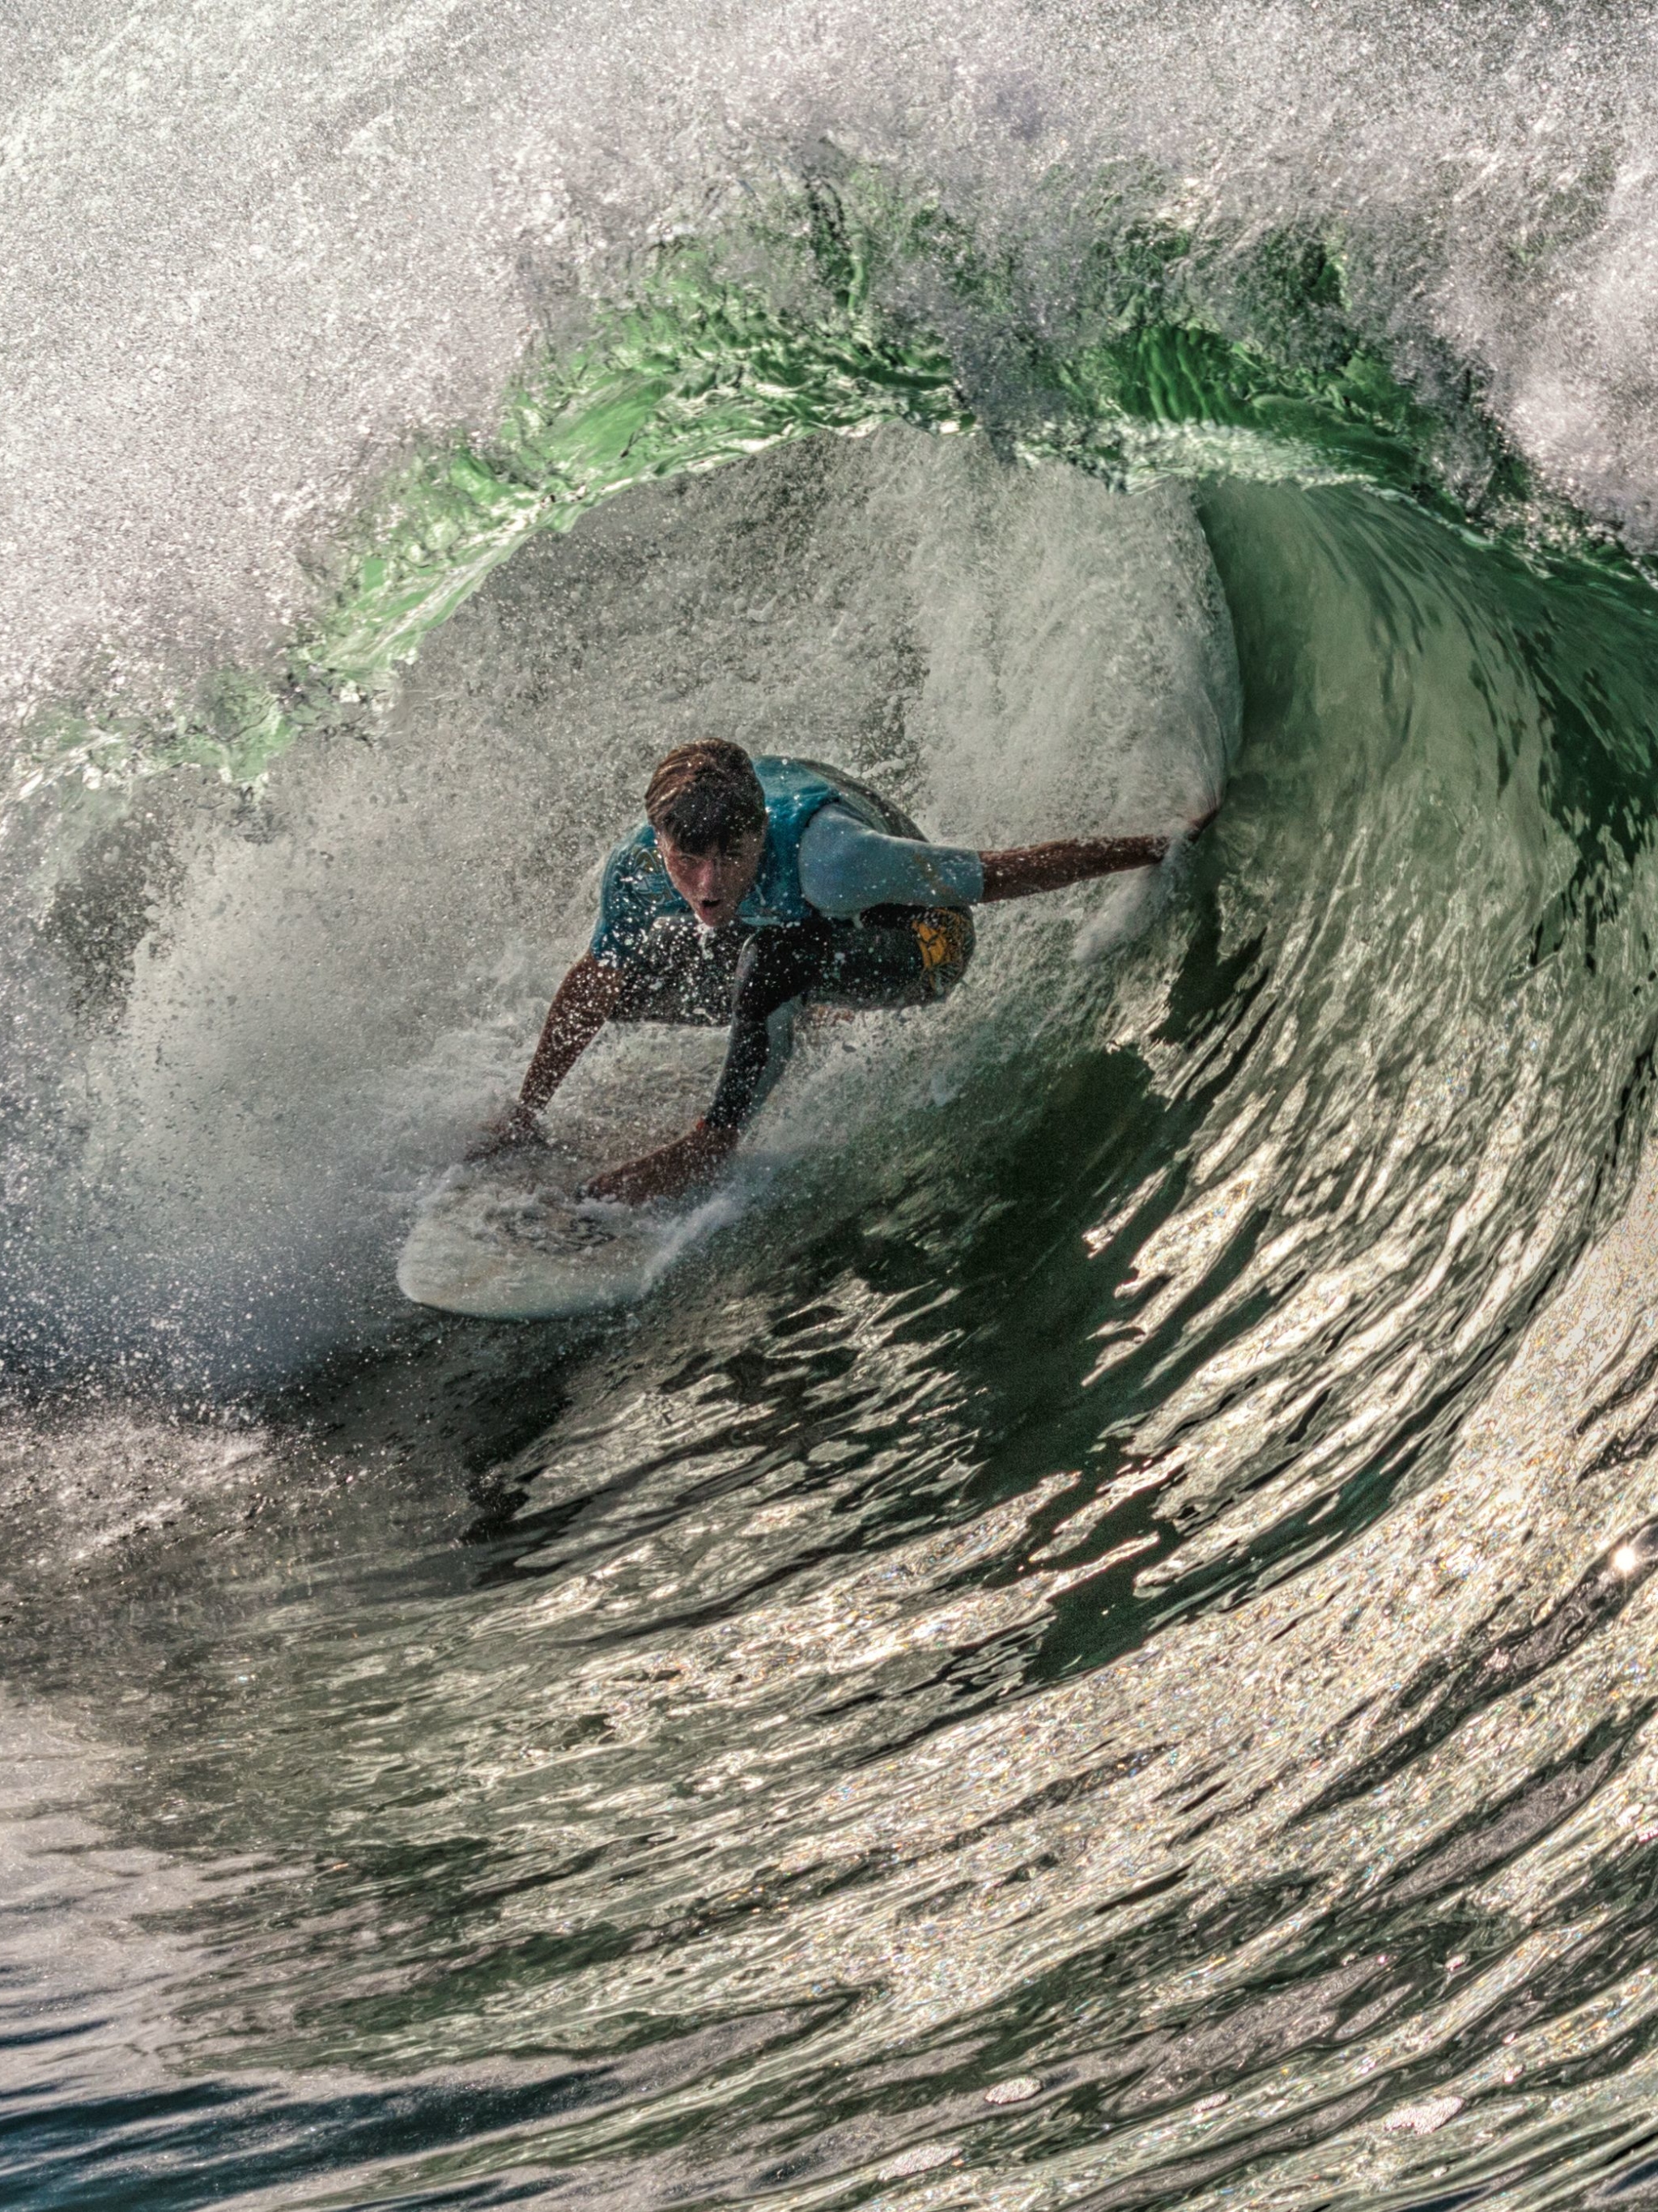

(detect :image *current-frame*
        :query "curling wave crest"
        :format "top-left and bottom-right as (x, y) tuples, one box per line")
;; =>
(10, 6), (1658, 2210)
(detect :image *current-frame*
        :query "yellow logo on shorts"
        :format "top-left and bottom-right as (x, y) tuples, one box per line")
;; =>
(915, 918), (952, 970)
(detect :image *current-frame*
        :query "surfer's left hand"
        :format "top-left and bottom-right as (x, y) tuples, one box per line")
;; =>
(1184, 800), (1222, 841)
(582, 1121), (738, 1206)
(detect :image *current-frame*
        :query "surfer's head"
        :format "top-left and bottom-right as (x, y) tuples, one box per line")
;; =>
(647, 741), (767, 928)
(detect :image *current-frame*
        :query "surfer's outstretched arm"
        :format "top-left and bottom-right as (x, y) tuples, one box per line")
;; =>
(977, 806), (1218, 900)
(978, 832), (1168, 900)
(483, 954), (623, 1148)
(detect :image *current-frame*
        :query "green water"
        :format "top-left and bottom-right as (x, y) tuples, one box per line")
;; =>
(11, 183), (1600, 806)
(14, 157), (1658, 2212)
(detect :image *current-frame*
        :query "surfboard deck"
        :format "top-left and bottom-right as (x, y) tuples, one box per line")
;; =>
(397, 1145), (699, 1319)
(399, 1026), (736, 1319)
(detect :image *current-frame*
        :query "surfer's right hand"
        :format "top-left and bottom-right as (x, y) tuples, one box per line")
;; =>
(466, 1104), (542, 1160)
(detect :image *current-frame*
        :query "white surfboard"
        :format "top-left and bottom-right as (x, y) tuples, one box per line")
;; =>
(398, 1028), (734, 1319)
(397, 1151), (699, 1319)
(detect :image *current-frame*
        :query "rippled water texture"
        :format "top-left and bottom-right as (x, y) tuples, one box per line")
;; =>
(16, 5), (1658, 2209)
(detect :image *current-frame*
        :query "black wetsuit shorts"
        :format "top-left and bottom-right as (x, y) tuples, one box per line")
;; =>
(607, 904), (976, 1131)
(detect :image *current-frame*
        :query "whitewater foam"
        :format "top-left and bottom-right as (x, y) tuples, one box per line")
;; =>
(0, 430), (1231, 1385)
(11, 2), (1658, 739)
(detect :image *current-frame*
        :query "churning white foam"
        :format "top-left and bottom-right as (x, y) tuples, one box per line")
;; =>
(3, 431), (1232, 1385)
(7, 2), (1658, 728)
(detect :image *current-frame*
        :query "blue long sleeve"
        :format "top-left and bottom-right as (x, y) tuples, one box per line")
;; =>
(797, 804), (984, 918)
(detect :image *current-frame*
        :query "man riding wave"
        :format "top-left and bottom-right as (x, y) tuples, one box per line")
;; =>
(487, 740), (1202, 1203)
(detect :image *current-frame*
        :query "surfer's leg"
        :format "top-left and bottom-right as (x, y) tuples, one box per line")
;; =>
(704, 911), (974, 1132)
(608, 918), (749, 1026)
(704, 921), (834, 1130)
(813, 905), (976, 1009)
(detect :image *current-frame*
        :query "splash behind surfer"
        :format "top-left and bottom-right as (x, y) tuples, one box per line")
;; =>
(487, 740), (1206, 1203)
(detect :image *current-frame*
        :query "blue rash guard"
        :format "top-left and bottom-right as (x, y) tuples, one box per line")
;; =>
(589, 755), (984, 968)
(797, 806), (986, 917)
(586, 756), (983, 1132)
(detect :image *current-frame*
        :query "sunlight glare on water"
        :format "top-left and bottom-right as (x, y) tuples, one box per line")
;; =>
(11, 5), (1658, 2209)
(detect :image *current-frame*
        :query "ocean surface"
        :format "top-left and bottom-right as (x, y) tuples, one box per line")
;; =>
(13, 4), (1658, 2206)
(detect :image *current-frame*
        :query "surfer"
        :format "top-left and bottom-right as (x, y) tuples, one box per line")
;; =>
(486, 741), (1203, 1202)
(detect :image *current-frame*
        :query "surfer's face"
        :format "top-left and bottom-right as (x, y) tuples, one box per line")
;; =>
(657, 829), (764, 929)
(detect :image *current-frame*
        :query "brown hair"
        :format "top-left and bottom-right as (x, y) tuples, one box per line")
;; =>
(644, 740), (766, 854)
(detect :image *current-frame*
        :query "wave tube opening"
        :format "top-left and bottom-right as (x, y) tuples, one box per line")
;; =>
(13, 19), (1658, 2205)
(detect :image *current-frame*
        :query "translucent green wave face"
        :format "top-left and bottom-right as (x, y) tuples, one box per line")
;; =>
(4, 170), (1637, 811)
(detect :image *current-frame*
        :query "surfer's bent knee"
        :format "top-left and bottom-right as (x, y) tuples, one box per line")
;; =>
(811, 904), (976, 1009)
